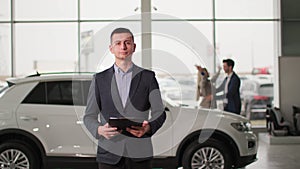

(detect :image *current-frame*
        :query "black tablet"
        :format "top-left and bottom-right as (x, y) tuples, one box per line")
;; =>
(108, 117), (143, 130)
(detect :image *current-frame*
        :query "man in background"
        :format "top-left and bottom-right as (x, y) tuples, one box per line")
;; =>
(216, 59), (241, 114)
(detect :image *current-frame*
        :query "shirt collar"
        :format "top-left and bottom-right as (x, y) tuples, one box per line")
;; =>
(114, 63), (134, 74)
(227, 72), (233, 78)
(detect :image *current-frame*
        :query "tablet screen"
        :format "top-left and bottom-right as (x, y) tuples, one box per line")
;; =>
(108, 117), (143, 130)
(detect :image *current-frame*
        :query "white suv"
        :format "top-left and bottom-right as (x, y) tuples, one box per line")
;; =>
(0, 73), (257, 169)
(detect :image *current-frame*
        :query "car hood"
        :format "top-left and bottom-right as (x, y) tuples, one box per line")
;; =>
(167, 105), (250, 135)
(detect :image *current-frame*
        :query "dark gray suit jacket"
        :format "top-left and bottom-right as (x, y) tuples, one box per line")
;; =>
(84, 64), (166, 164)
(216, 72), (241, 114)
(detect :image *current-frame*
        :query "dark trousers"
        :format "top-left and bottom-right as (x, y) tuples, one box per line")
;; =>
(98, 157), (152, 169)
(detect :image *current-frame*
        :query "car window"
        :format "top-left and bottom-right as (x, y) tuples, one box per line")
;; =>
(22, 80), (88, 106)
(22, 83), (47, 104)
(47, 81), (83, 105)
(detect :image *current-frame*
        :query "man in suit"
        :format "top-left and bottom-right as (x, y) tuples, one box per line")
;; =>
(84, 28), (166, 169)
(216, 59), (241, 114)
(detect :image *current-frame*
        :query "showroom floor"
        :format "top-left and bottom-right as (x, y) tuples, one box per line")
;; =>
(245, 138), (300, 169)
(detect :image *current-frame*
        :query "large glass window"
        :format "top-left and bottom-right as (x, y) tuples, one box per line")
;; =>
(216, 21), (278, 125)
(152, 21), (213, 75)
(15, 23), (78, 76)
(152, 21), (213, 108)
(0, 24), (11, 79)
(0, 0), (10, 21)
(81, 0), (140, 20)
(152, 0), (212, 19)
(80, 22), (142, 72)
(15, 0), (77, 20)
(215, 0), (280, 19)
(216, 22), (277, 73)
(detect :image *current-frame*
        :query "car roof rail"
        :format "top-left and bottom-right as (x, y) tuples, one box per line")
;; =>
(26, 71), (95, 77)
(26, 71), (41, 77)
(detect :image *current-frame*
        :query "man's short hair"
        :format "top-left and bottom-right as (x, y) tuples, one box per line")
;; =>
(110, 28), (134, 43)
(223, 59), (235, 69)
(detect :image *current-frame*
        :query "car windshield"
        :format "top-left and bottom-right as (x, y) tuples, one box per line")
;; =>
(258, 84), (273, 97)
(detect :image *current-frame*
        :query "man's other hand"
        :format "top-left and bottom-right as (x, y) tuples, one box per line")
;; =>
(126, 121), (151, 137)
(98, 123), (119, 139)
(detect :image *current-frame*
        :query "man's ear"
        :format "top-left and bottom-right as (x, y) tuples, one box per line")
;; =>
(109, 44), (113, 53)
(133, 43), (136, 52)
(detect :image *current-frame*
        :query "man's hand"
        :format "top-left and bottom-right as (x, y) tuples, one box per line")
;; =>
(98, 123), (120, 139)
(206, 94), (213, 101)
(195, 65), (203, 71)
(126, 121), (151, 138)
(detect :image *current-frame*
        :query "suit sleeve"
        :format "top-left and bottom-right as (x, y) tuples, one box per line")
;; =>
(148, 72), (166, 135)
(83, 75), (102, 139)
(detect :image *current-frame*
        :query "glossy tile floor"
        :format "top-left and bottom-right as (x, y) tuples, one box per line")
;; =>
(246, 138), (300, 169)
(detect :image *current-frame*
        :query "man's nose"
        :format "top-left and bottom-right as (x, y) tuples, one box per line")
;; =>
(121, 42), (127, 49)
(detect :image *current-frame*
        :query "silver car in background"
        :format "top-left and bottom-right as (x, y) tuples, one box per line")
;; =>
(240, 79), (273, 120)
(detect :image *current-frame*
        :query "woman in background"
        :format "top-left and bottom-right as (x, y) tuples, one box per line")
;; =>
(195, 65), (221, 108)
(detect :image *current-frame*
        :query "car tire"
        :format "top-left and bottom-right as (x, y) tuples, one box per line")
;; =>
(0, 140), (40, 169)
(182, 138), (232, 169)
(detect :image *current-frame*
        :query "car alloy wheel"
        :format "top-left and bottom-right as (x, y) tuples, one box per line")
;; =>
(0, 149), (29, 169)
(182, 139), (232, 169)
(191, 147), (224, 169)
(0, 140), (40, 169)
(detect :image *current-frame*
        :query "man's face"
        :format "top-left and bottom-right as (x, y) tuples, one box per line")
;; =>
(223, 62), (230, 73)
(109, 33), (136, 61)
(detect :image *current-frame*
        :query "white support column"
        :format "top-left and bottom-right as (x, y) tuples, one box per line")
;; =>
(141, 0), (152, 69)
(11, 0), (16, 77)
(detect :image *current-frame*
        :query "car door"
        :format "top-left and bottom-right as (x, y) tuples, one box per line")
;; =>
(16, 80), (95, 156)
(152, 103), (174, 157)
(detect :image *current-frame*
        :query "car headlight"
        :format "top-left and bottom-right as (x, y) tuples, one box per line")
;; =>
(231, 121), (252, 132)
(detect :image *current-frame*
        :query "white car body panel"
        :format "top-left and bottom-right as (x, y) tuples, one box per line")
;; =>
(152, 106), (257, 157)
(16, 104), (95, 156)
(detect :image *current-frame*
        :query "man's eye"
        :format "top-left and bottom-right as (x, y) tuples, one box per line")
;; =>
(125, 41), (133, 45)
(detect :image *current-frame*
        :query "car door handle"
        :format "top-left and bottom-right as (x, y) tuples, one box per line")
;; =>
(20, 116), (38, 121)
